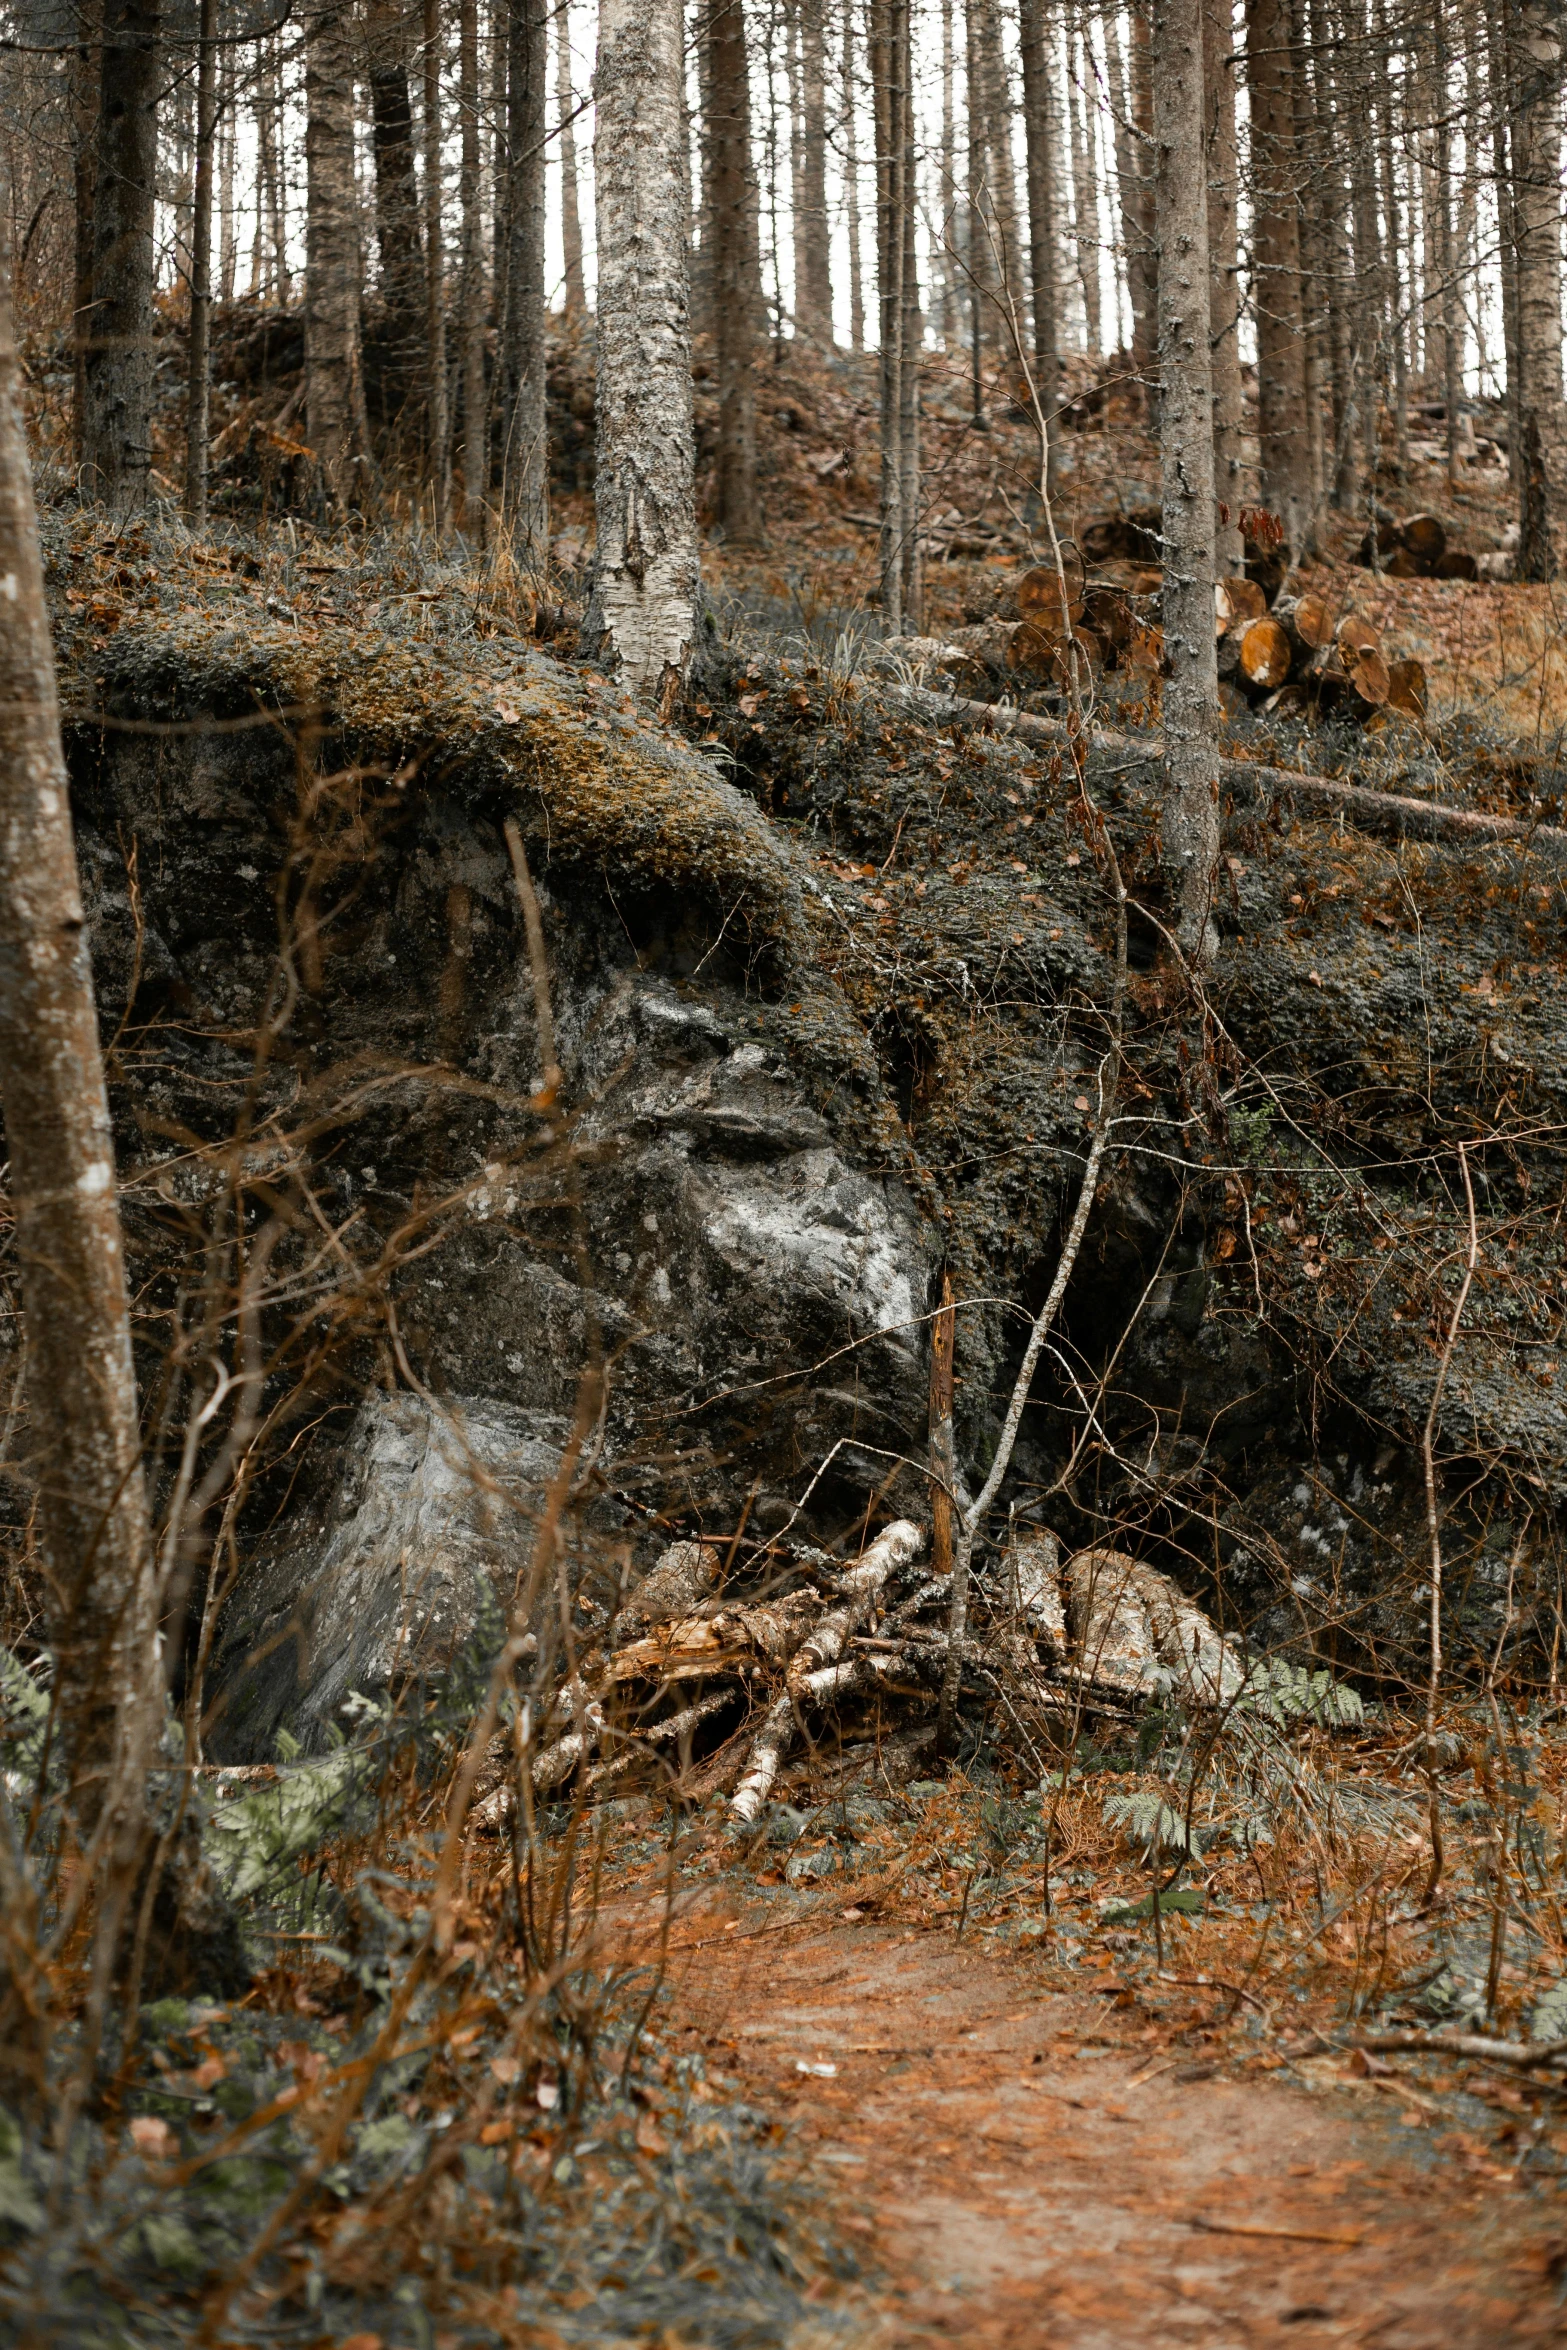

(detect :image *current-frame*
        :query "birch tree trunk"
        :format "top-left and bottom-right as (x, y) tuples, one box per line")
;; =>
(706, 0), (763, 542)
(1018, 0), (1061, 494)
(583, 0), (701, 699)
(304, 0), (363, 513)
(184, 0), (218, 522)
(1204, 0), (1244, 568)
(1244, 0), (1312, 553)
(556, 0), (585, 314)
(82, 0), (160, 508)
(1511, 0), (1567, 576)
(1154, 0), (1219, 964)
(0, 223), (154, 1923)
(939, 0), (958, 343)
(499, 0), (548, 558)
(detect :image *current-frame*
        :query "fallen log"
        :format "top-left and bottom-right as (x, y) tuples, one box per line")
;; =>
(925, 690), (1567, 854)
(1352, 2028), (1567, 2071)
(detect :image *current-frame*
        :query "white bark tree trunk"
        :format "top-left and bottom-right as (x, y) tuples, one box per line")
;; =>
(1154, 0), (1221, 962)
(583, 0), (701, 700)
(0, 232), (154, 1905)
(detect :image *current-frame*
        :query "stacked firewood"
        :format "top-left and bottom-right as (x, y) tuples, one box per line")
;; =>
(1352, 507), (1479, 580)
(1218, 588), (1428, 720)
(479, 1524), (1252, 1822)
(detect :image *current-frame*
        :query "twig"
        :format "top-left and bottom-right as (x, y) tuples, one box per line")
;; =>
(1419, 1141), (1478, 1909)
(1351, 2028), (1567, 2070)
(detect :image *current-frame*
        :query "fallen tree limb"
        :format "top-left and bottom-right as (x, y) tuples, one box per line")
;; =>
(928, 691), (1567, 855)
(1350, 2028), (1567, 2069)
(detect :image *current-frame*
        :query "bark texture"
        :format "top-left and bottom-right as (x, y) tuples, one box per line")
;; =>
(583, 0), (701, 697)
(304, 0), (364, 512)
(555, 0), (585, 314)
(367, 0), (425, 399)
(1155, 0), (1221, 961)
(792, 0), (832, 339)
(499, 0), (548, 559)
(0, 240), (153, 1862)
(705, 0), (763, 543)
(1511, 0), (1567, 577)
(82, 0), (160, 508)
(184, 0), (218, 522)
(1018, 0), (1061, 493)
(458, 0), (488, 531)
(1204, 0), (1244, 568)
(1245, 0), (1312, 553)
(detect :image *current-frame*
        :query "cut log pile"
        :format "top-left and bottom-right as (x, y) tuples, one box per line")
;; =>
(1352, 507), (1481, 581)
(918, 548), (1426, 731)
(476, 1523), (1257, 1825)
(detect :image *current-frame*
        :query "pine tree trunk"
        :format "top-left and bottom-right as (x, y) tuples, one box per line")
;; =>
(978, 0), (1023, 337)
(499, 0), (547, 558)
(556, 0), (584, 314)
(1313, 0), (1357, 507)
(459, 0), (488, 532)
(1204, 0), (1244, 568)
(1128, 2), (1157, 414)
(794, 0), (832, 340)
(1349, 0), (1384, 518)
(1290, 0), (1325, 516)
(368, 0), (425, 408)
(1154, 0), (1220, 961)
(184, 0), (218, 522)
(423, 0), (451, 529)
(0, 232), (154, 1938)
(1511, 0), (1567, 575)
(584, 0), (701, 697)
(1244, 0), (1312, 552)
(82, 0), (160, 508)
(218, 39), (237, 303)
(1018, 0), (1061, 494)
(706, 0), (763, 541)
(1373, 0), (1408, 481)
(304, 0), (363, 512)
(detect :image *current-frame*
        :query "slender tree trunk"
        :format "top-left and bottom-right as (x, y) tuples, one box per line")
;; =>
(1204, 0), (1244, 567)
(1104, 8), (1150, 382)
(1154, 0), (1219, 961)
(978, 0), (1022, 335)
(939, 0), (957, 342)
(1349, 0), (1384, 517)
(218, 38), (237, 303)
(844, 0), (865, 349)
(1128, 1), (1157, 414)
(368, 0), (425, 406)
(304, 0), (363, 513)
(873, 0), (905, 623)
(1434, 1), (1462, 484)
(184, 0), (218, 522)
(1511, 0), (1567, 575)
(0, 227), (154, 2013)
(1314, 0), (1357, 507)
(1373, 0), (1408, 480)
(1245, 0), (1312, 552)
(1290, 0), (1326, 515)
(70, 0), (101, 463)
(499, 0), (548, 556)
(793, 0), (833, 339)
(1068, 33), (1102, 355)
(556, 0), (585, 314)
(964, 0), (992, 352)
(706, 0), (763, 541)
(1018, 0), (1061, 494)
(459, 0), (488, 530)
(584, 0), (700, 697)
(82, 0), (160, 508)
(898, 49), (921, 625)
(423, 0), (451, 529)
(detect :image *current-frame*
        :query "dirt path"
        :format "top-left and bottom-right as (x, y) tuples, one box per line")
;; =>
(613, 1887), (1567, 2347)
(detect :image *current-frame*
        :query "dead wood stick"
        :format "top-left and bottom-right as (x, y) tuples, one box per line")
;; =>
(785, 1518), (925, 1689)
(929, 1271), (956, 1578)
(929, 691), (1567, 854)
(1350, 2028), (1567, 2069)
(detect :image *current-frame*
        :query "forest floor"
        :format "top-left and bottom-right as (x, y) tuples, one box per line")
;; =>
(608, 1883), (1567, 2349)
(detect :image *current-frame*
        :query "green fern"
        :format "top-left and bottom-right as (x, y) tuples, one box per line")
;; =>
(1240, 1660), (1365, 1728)
(1103, 1789), (1202, 1859)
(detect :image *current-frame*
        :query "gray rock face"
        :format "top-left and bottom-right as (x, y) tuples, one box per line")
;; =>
(208, 1394), (623, 1760)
